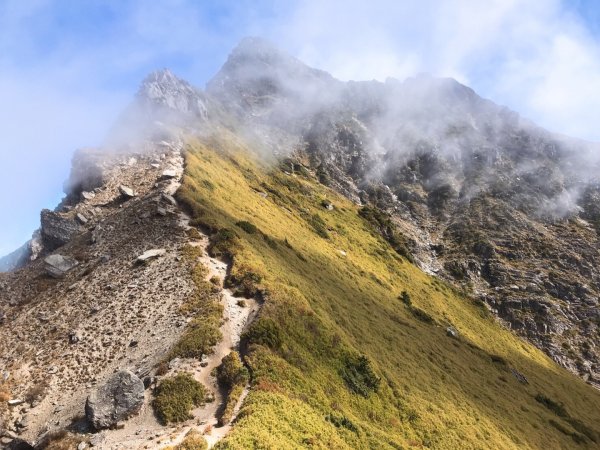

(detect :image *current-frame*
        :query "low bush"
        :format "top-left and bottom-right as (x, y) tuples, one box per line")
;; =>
(399, 290), (412, 306)
(326, 412), (359, 433)
(227, 265), (263, 297)
(209, 228), (239, 258)
(535, 394), (568, 418)
(410, 306), (435, 324)
(359, 206), (414, 262)
(217, 351), (249, 389)
(174, 429), (208, 450)
(242, 318), (283, 350)
(153, 372), (207, 424)
(309, 213), (329, 239)
(340, 354), (380, 397)
(236, 220), (258, 234)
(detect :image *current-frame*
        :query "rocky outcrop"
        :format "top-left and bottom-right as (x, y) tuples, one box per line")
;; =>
(85, 370), (144, 430)
(40, 209), (81, 251)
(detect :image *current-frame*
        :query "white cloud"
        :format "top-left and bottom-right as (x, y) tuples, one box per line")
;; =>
(271, 0), (600, 140)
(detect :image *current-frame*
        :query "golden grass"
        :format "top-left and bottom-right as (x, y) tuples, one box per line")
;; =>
(175, 130), (600, 449)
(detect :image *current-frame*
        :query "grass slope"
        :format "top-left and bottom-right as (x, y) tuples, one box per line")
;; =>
(177, 130), (600, 449)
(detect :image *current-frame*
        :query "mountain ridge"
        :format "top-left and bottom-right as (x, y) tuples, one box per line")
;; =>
(1, 37), (600, 449)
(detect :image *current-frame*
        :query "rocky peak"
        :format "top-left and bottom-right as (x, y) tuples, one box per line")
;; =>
(137, 68), (208, 119)
(207, 37), (341, 117)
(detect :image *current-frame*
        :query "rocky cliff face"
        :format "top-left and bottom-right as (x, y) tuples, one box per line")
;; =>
(206, 38), (600, 384)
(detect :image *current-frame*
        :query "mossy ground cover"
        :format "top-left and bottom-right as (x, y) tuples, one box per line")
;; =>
(176, 130), (600, 449)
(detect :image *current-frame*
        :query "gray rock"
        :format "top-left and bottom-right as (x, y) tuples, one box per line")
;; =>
(40, 209), (81, 251)
(161, 194), (177, 206)
(81, 191), (96, 200)
(136, 249), (166, 263)
(85, 370), (144, 430)
(89, 432), (106, 447)
(46, 257), (76, 281)
(44, 254), (79, 278)
(69, 331), (81, 344)
(161, 169), (177, 179)
(76, 213), (89, 225)
(118, 185), (136, 199)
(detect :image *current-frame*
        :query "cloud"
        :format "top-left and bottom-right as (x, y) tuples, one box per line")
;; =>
(271, 0), (600, 141)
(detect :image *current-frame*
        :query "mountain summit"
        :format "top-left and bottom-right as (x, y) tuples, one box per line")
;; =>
(1, 38), (599, 449)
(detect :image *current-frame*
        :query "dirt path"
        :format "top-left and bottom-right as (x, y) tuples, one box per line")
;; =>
(98, 146), (258, 449)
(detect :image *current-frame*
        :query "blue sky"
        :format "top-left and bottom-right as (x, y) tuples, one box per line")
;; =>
(1, 0), (600, 256)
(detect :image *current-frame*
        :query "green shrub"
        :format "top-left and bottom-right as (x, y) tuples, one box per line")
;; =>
(153, 373), (207, 424)
(549, 419), (587, 444)
(340, 354), (380, 397)
(227, 265), (263, 297)
(209, 228), (239, 258)
(399, 290), (412, 306)
(490, 354), (508, 366)
(326, 412), (359, 433)
(410, 306), (435, 324)
(359, 206), (414, 262)
(535, 394), (568, 418)
(175, 430), (208, 449)
(171, 318), (222, 359)
(217, 351), (249, 389)
(242, 318), (283, 350)
(309, 213), (329, 238)
(236, 220), (258, 234)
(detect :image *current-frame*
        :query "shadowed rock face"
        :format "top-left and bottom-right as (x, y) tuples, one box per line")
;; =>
(40, 210), (81, 252)
(85, 370), (144, 430)
(205, 38), (600, 382)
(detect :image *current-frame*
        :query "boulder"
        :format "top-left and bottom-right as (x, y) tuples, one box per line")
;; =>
(161, 194), (177, 206)
(446, 326), (458, 338)
(40, 209), (81, 251)
(118, 185), (136, 199)
(44, 254), (79, 278)
(81, 191), (96, 201)
(136, 249), (166, 263)
(160, 169), (178, 179)
(85, 370), (144, 430)
(76, 213), (89, 225)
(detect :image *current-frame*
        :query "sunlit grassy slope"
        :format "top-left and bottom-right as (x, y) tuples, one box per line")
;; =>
(177, 130), (600, 449)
